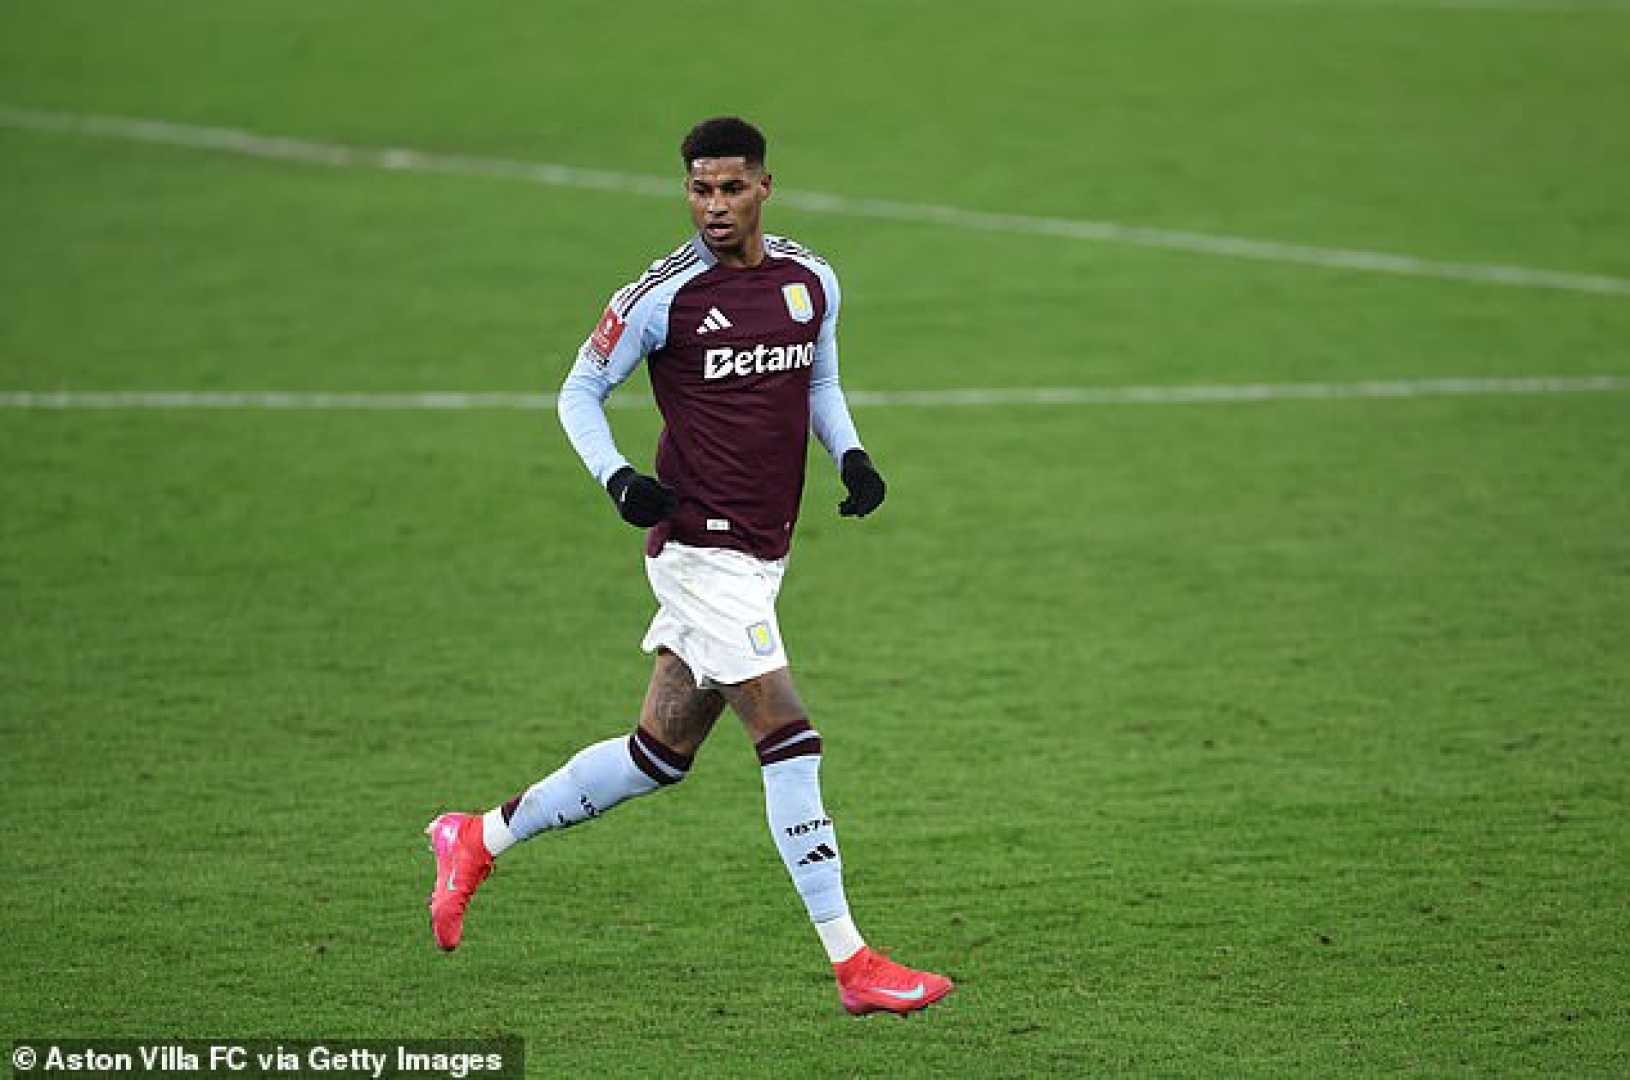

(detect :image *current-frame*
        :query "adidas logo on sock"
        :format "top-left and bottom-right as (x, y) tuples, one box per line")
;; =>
(797, 843), (837, 866)
(696, 307), (733, 335)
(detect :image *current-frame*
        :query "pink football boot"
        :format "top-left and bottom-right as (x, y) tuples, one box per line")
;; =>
(424, 813), (494, 951)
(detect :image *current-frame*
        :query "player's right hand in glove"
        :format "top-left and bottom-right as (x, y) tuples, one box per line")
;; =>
(606, 466), (677, 527)
(838, 448), (886, 518)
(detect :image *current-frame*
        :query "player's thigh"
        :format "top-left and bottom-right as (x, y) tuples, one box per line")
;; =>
(719, 667), (809, 743)
(639, 648), (726, 755)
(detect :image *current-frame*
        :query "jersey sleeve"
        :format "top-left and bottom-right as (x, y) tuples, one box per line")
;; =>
(557, 287), (672, 485)
(807, 263), (863, 464)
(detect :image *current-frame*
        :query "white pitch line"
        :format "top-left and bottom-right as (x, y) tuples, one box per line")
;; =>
(2, 377), (1627, 412)
(3, 105), (1628, 298)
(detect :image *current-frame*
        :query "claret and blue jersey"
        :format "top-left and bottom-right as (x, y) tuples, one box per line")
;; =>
(559, 233), (863, 561)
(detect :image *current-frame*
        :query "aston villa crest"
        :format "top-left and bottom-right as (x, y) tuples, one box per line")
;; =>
(782, 283), (814, 323)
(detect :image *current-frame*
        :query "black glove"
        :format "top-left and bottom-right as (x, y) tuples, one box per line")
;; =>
(838, 448), (886, 518)
(606, 466), (677, 527)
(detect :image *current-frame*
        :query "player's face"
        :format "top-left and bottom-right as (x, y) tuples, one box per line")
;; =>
(686, 157), (771, 265)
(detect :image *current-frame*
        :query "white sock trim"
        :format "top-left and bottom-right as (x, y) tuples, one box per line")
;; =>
(815, 914), (866, 964)
(481, 807), (517, 858)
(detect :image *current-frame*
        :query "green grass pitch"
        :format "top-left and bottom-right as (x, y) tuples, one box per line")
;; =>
(2, 1), (1628, 1074)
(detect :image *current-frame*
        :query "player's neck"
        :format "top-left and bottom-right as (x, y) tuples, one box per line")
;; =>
(707, 231), (767, 270)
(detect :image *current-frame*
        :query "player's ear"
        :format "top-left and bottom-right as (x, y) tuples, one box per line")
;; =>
(759, 171), (772, 200)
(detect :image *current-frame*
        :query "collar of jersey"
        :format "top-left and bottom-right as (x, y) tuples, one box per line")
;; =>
(691, 233), (771, 270)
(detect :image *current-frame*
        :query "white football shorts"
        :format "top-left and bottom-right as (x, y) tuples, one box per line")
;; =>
(640, 541), (789, 688)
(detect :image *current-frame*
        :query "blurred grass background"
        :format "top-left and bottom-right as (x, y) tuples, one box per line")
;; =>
(2, 1), (1627, 1074)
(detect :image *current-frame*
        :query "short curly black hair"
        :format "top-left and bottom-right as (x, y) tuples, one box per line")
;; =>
(681, 117), (767, 169)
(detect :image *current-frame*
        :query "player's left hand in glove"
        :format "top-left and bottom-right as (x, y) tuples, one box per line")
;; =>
(838, 449), (886, 518)
(606, 466), (677, 527)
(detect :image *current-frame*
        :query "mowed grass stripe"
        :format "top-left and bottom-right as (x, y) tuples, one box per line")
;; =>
(2, 377), (1628, 411)
(3, 104), (1628, 298)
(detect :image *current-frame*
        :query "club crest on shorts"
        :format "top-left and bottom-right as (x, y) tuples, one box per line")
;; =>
(781, 283), (814, 324)
(747, 621), (777, 657)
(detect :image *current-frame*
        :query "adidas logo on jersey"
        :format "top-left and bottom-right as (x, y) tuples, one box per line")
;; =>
(704, 342), (816, 381)
(696, 307), (733, 335)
